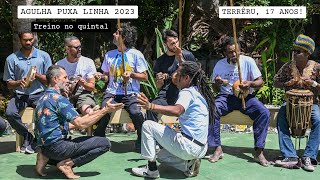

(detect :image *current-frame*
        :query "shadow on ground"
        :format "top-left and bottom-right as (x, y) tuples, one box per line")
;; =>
(206, 145), (284, 165)
(16, 165), (100, 179)
(110, 140), (137, 153)
(0, 141), (16, 154)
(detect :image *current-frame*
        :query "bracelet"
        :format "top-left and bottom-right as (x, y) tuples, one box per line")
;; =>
(312, 81), (318, 88)
(151, 103), (155, 110)
(148, 103), (152, 110)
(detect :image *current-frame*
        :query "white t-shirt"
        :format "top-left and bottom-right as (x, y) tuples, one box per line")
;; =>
(175, 86), (209, 144)
(211, 55), (261, 95)
(56, 56), (97, 93)
(56, 56), (97, 80)
(101, 48), (148, 95)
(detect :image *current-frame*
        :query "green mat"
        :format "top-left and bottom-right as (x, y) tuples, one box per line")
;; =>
(0, 132), (318, 180)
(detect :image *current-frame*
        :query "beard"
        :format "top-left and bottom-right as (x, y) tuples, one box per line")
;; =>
(22, 44), (33, 50)
(72, 52), (81, 59)
(57, 83), (69, 96)
(228, 57), (237, 64)
(166, 46), (175, 53)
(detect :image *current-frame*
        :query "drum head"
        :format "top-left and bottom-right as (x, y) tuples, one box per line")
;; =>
(286, 89), (314, 96)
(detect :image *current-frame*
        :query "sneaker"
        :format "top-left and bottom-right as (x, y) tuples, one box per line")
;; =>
(25, 144), (35, 154)
(132, 166), (160, 179)
(302, 157), (315, 172)
(20, 138), (30, 153)
(275, 157), (299, 166)
(20, 145), (27, 153)
(184, 159), (201, 177)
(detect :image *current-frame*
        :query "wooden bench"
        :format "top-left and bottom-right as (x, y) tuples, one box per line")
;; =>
(108, 108), (178, 124)
(16, 107), (35, 152)
(107, 106), (279, 127)
(220, 106), (279, 127)
(21, 106), (278, 147)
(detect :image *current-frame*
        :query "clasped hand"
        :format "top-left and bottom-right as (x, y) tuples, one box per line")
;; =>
(156, 72), (169, 81)
(122, 71), (132, 82)
(20, 67), (37, 88)
(214, 76), (229, 87)
(239, 81), (251, 90)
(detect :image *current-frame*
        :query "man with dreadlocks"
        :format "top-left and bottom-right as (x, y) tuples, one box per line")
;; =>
(131, 61), (215, 178)
(208, 36), (271, 167)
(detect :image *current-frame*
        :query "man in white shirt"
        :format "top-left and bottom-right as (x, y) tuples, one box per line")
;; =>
(56, 36), (97, 116)
(208, 37), (270, 166)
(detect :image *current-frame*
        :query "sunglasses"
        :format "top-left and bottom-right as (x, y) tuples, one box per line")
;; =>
(68, 45), (82, 51)
(293, 49), (304, 54)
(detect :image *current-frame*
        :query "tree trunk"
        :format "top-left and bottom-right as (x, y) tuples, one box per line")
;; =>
(182, 0), (192, 46)
(12, 0), (35, 52)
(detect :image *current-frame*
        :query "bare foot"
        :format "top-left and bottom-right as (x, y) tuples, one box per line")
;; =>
(254, 148), (271, 167)
(35, 152), (49, 176)
(57, 159), (80, 179)
(208, 146), (224, 163)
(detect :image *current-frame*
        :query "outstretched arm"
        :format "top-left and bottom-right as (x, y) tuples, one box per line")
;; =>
(70, 98), (124, 129)
(137, 92), (182, 117)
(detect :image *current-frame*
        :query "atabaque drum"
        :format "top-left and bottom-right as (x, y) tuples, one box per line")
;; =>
(285, 89), (313, 137)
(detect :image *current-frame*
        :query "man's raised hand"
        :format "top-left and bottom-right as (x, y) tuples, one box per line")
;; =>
(137, 92), (151, 110)
(104, 98), (124, 112)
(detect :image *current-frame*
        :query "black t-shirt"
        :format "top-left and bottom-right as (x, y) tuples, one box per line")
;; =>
(153, 49), (196, 104)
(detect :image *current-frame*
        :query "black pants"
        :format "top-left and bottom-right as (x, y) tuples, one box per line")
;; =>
(146, 96), (175, 122)
(94, 93), (145, 143)
(42, 136), (110, 167)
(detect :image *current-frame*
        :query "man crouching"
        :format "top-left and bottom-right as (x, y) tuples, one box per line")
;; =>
(34, 65), (124, 179)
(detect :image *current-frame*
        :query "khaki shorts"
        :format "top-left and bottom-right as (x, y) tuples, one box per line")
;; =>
(70, 91), (96, 110)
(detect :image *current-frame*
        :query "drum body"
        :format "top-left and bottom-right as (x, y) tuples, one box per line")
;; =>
(285, 89), (313, 137)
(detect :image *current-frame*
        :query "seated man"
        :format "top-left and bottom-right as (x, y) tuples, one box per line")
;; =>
(274, 34), (320, 172)
(3, 30), (52, 153)
(94, 22), (148, 151)
(208, 36), (270, 166)
(146, 29), (196, 122)
(56, 36), (97, 116)
(131, 61), (215, 178)
(34, 65), (124, 179)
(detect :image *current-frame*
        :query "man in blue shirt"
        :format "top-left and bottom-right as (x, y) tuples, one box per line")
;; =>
(34, 65), (124, 178)
(132, 61), (216, 178)
(3, 30), (52, 154)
